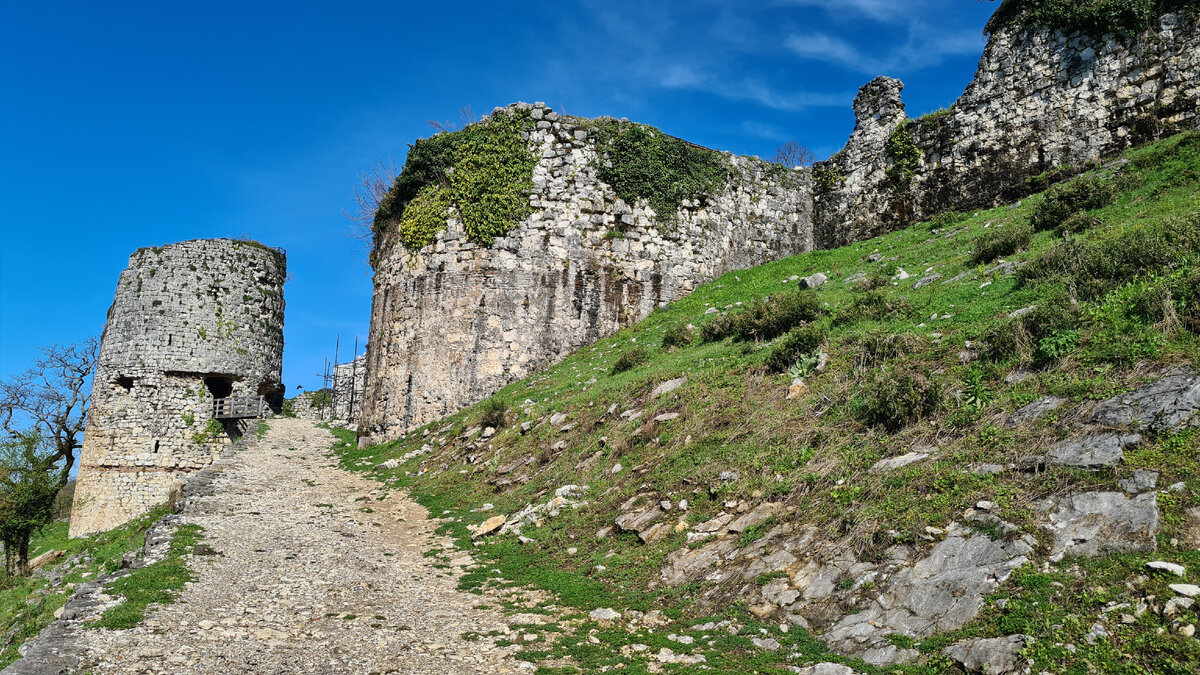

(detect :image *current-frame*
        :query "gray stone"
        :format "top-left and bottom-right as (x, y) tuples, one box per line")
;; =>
(1118, 469), (1158, 494)
(799, 273), (828, 289)
(652, 377), (688, 398)
(1046, 433), (1140, 469)
(1092, 369), (1200, 431)
(727, 503), (783, 534)
(825, 531), (1032, 665)
(1171, 583), (1200, 598)
(589, 608), (621, 623)
(1007, 396), (1066, 426)
(1147, 561), (1186, 576)
(913, 273), (942, 289)
(793, 665), (859, 675)
(1046, 491), (1159, 558)
(944, 634), (1032, 675)
(870, 451), (931, 474)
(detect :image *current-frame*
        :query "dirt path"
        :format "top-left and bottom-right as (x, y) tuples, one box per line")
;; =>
(79, 419), (526, 674)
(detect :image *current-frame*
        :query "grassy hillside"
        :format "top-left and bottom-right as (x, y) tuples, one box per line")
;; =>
(336, 132), (1200, 674)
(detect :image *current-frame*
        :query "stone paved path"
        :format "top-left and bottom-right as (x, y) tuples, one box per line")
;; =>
(79, 419), (526, 674)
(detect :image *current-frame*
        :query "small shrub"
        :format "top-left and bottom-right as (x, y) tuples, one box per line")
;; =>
(611, 347), (649, 375)
(852, 368), (943, 431)
(835, 290), (910, 325)
(479, 397), (507, 429)
(701, 291), (823, 342)
(969, 227), (1033, 265)
(1030, 176), (1117, 232)
(854, 330), (924, 368)
(765, 324), (827, 373)
(52, 480), (75, 520)
(1020, 215), (1200, 301)
(1056, 212), (1103, 236)
(661, 326), (693, 350)
(925, 210), (970, 231)
(986, 293), (1081, 364)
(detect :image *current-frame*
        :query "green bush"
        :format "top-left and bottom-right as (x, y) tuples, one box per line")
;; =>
(969, 226), (1033, 265)
(985, 0), (1199, 36)
(661, 326), (693, 350)
(611, 347), (649, 375)
(1020, 215), (1200, 301)
(52, 481), (75, 520)
(852, 368), (943, 431)
(835, 289), (910, 326)
(479, 397), (508, 429)
(1056, 212), (1103, 236)
(373, 110), (537, 252)
(925, 210), (970, 231)
(700, 292), (823, 342)
(765, 324), (827, 373)
(590, 119), (729, 217)
(986, 293), (1081, 364)
(1030, 177), (1117, 232)
(853, 330), (925, 368)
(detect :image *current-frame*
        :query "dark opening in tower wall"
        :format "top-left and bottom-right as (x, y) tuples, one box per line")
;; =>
(204, 376), (234, 399)
(113, 376), (134, 391)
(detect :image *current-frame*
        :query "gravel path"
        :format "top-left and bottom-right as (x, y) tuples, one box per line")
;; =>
(79, 419), (526, 674)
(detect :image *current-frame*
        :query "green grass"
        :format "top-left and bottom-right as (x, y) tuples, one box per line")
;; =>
(333, 132), (1200, 673)
(0, 508), (175, 667)
(90, 523), (204, 630)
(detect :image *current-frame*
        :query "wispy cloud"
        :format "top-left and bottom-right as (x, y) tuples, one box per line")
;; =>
(785, 25), (983, 75)
(777, 0), (929, 23)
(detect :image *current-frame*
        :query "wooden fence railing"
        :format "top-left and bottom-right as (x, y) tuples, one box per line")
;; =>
(212, 395), (267, 420)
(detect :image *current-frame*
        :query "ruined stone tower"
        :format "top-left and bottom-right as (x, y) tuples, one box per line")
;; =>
(69, 239), (286, 537)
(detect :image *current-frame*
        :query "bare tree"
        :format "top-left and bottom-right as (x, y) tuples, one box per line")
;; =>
(0, 338), (96, 574)
(426, 105), (479, 134)
(773, 140), (816, 168)
(343, 158), (399, 242)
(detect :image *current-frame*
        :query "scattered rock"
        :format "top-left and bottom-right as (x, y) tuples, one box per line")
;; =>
(705, 307), (720, 315)
(470, 515), (507, 539)
(752, 637), (781, 651)
(913, 273), (942, 289)
(728, 503), (783, 534)
(652, 377), (688, 398)
(589, 608), (622, 624)
(799, 273), (828, 289)
(549, 412), (567, 426)
(869, 450), (931, 474)
(787, 379), (807, 400)
(1171, 584), (1200, 598)
(944, 634), (1032, 675)
(1118, 469), (1159, 494)
(374, 459), (400, 470)
(1046, 433), (1140, 469)
(1091, 369), (1200, 431)
(1183, 507), (1200, 549)
(792, 664), (859, 675)
(654, 412), (680, 422)
(1006, 396), (1066, 426)
(1148, 561), (1186, 576)
(1046, 491), (1159, 559)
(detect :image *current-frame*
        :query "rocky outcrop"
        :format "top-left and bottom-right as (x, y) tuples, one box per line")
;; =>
(814, 12), (1200, 246)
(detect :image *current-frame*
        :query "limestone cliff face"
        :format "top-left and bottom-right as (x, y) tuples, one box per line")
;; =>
(362, 12), (1200, 444)
(360, 115), (811, 442)
(815, 11), (1200, 246)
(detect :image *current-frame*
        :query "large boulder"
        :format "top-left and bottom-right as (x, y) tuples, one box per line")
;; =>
(1045, 491), (1159, 559)
(1092, 369), (1200, 431)
(944, 634), (1032, 675)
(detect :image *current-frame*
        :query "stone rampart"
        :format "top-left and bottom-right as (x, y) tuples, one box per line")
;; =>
(69, 239), (285, 537)
(362, 11), (1200, 444)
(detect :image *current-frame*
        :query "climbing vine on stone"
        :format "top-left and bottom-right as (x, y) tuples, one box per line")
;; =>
(374, 110), (537, 254)
(885, 120), (921, 194)
(588, 119), (729, 218)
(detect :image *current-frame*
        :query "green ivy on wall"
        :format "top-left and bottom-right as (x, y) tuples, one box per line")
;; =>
(373, 110), (537, 255)
(985, 0), (1200, 37)
(588, 119), (729, 219)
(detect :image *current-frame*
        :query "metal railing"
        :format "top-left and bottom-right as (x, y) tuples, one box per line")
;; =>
(212, 395), (267, 420)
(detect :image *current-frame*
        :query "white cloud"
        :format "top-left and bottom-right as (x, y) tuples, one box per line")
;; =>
(785, 25), (984, 75)
(778, 0), (928, 23)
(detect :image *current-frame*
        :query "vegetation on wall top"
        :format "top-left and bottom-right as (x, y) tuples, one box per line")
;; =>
(372, 110), (537, 254)
(588, 119), (730, 220)
(985, 0), (1200, 36)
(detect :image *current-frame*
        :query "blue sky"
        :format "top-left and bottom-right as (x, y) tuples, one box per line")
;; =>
(0, 0), (1000, 394)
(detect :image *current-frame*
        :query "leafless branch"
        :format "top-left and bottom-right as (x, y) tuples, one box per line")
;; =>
(343, 158), (399, 242)
(773, 140), (816, 169)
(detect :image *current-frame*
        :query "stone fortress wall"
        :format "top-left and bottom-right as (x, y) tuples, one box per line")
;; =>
(360, 114), (812, 442)
(815, 11), (1200, 247)
(69, 239), (286, 537)
(361, 11), (1200, 444)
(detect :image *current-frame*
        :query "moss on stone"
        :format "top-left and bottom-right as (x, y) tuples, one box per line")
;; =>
(374, 109), (537, 254)
(588, 119), (729, 218)
(985, 0), (1200, 37)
